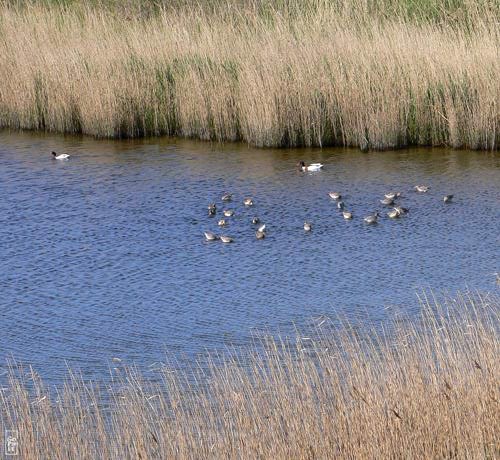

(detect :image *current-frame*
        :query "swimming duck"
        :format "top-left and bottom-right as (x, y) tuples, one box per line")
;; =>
(298, 161), (323, 172)
(337, 201), (345, 210)
(414, 185), (430, 193)
(387, 208), (401, 218)
(384, 192), (401, 200)
(52, 151), (70, 160)
(329, 192), (341, 200)
(257, 224), (266, 233)
(208, 203), (217, 216)
(243, 197), (254, 206)
(204, 231), (218, 241)
(221, 193), (233, 202)
(223, 209), (234, 217)
(304, 222), (312, 232)
(252, 217), (260, 224)
(444, 194), (453, 203)
(393, 206), (409, 215)
(220, 235), (234, 243)
(342, 210), (353, 220)
(255, 230), (266, 239)
(364, 211), (380, 224)
(380, 197), (395, 206)
(218, 219), (227, 227)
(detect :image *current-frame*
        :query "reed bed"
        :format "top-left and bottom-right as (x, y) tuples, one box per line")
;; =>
(0, 1), (498, 149)
(0, 291), (499, 459)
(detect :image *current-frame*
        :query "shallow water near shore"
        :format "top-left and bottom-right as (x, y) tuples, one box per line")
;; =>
(0, 131), (499, 384)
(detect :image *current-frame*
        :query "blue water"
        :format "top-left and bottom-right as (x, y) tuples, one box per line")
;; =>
(0, 132), (499, 383)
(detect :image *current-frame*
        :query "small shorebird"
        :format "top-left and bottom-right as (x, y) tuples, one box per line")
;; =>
(204, 231), (217, 241)
(220, 235), (234, 243)
(221, 193), (232, 202)
(304, 222), (312, 232)
(343, 210), (353, 220)
(217, 219), (227, 227)
(329, 192), (341, 200)
(252, 217), (260, 224)
(208, 203), (217, 216)
(444, 194), (453, 203)
(243, 197), (254, 206)
(298, 161), (323, 172)
(364, 211), (380, 224)
(223, 209), (234, 217)
(414, 185), (430, 193)
(52, 151), (70, 160)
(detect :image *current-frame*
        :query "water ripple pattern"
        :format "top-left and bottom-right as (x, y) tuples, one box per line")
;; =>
(0, 132), (499, 383)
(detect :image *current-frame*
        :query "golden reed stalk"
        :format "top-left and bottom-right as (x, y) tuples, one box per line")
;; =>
(0, 292), (499, 458)
(0, 1), (498, 149)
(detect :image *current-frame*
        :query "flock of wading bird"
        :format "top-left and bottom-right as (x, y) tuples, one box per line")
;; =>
(204, 161), (454, 243)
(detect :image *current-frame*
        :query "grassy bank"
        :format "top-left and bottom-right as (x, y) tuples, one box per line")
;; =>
(0, 1), (498, 149)
(1, 292), (499, 458)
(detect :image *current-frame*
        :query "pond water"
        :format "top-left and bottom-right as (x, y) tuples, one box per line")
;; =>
(0, 131), (499, 383)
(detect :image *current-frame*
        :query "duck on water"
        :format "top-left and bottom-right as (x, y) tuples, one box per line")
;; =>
(364, 211), (380, 224)
(204, 231), (218, 241)
(52, 151), (70, 160)
(298, 161), (323, 172)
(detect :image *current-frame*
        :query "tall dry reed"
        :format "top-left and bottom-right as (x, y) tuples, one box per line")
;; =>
(0, 291), (499, 458)
(0, 1), (498, 149)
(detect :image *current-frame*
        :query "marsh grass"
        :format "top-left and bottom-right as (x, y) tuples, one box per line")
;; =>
(0, 1), (498, 149)
(0, 291), (499, 458)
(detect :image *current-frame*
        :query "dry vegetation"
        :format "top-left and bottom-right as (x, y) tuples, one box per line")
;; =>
(0, 0), (498, 149)
(0, 292), (499, 459)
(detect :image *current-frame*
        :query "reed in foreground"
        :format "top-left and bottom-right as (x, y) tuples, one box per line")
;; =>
(0, 291), (499, 458)
(0, 1), (498, 149)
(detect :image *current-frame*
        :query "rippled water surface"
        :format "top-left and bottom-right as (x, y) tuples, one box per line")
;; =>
(1, 132), (499, 382)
